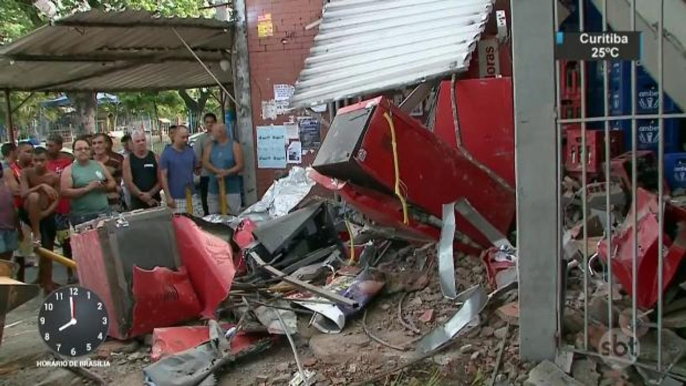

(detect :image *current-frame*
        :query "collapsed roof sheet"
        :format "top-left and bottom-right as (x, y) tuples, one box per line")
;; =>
(289, 0), (495, 109)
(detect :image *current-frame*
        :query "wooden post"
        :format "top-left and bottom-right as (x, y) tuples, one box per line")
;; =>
(4, 90), (14, 143)
(185, 186), (193, 214)
(218, 177), (228, 215)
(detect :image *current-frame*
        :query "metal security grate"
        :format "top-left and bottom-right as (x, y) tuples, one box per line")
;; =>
(514, 0), (686, 380)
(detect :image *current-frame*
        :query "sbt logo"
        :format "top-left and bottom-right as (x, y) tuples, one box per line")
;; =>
(599, 328), (640, 369)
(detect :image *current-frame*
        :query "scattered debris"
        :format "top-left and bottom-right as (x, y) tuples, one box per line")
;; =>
(496, 302), (520, 326)
(524, 360), (584, 386)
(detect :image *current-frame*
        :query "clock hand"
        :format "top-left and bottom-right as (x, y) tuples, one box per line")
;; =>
(70, 297), (75, 320)
(58, 319), (76, 331)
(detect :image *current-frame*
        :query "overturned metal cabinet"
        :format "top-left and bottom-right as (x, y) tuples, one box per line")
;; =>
(71, 208), (185, 339)
(250, 202), (343, 271)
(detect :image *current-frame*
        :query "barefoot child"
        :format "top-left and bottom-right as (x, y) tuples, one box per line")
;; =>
(20, 147), (59, 293)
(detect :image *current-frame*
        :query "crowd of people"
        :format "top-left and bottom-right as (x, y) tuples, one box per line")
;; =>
(0, 112), (244, 294)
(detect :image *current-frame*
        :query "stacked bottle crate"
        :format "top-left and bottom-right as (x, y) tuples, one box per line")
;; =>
(608, 61), (680, 152)
(607, 61), (686, 190)
(559, 1), (625, 178)
(561, 60), (624, 177)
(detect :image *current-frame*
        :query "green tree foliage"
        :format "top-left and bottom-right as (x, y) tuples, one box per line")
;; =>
(0, 0), (219, 135)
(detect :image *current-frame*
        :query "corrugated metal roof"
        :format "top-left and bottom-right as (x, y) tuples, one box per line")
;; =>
(0, 10), (233, 91)
(289, 0), (495, 109)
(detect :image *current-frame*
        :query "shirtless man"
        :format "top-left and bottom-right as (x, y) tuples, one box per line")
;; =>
(20, 147), (59, 293)
(20, 147), (59, 250)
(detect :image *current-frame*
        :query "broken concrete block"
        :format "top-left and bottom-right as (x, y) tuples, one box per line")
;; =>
(496, 302), (519, 326)
(588, 297), (619, 327)
(640, 329), (686, 365)
(554, 347), (574, 373)
(571, 359), (599, 386)
(524, 360), (584, 386)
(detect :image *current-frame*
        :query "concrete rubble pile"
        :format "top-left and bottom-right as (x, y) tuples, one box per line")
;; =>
(556, 152), (686, 386)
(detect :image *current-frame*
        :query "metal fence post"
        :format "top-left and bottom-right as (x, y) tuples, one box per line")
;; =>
(511, 0), (559, 361)
(233, 0), (258, 206)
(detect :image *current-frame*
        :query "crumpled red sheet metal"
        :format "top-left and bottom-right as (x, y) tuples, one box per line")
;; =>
(598, 188), (686, 309)
(234, 219), (257, 250)
(70, 230), (126, 339)
(173, 216), (236, 319)
(481, 247), (515, 287)
(309, 170), (483, 256)
(151, 324), (274, 362)
(129, 266), (202, 338)
(233, 219), (257, 277)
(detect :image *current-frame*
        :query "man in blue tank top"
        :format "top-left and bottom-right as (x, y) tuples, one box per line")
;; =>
(202, 123), (244, 215)
(160, 126), (200, 214)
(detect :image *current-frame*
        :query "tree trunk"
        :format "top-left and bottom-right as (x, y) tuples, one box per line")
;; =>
(67, 92), (97, 135)
(178, 89), (211, 132)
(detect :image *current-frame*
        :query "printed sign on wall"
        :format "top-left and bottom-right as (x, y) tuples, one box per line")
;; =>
(256, 126), (287, 169)
(258, 14), (274, 38)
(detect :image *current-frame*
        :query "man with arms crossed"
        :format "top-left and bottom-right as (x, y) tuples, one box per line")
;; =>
(194, 113), (217, 216)
(45, 134), (76, 283)
(123, 130), (161, 210)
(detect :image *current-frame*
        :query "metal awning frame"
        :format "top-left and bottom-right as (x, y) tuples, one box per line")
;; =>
(0, 10), (239, 142)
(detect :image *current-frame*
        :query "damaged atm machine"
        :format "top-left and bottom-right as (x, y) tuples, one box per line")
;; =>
(288, 1), (519, 287)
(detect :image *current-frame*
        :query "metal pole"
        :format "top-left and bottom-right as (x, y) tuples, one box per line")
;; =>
(657, 0), (665, 370)
(602, 0), (615, 360)
(511, 0), (558, 361)
(4, 90), (14, 143)
(233, 0), (258, 206)
(630, 0), (639, 355)
(579, 0), (589, 351)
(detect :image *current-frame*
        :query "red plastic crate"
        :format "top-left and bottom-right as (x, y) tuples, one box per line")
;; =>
(560, 60), (583, 100)
(565, 128), (624, 175)
(560, 98), (581, 120)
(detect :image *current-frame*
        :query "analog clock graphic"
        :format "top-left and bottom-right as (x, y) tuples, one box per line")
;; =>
(38, 285), (109, 358)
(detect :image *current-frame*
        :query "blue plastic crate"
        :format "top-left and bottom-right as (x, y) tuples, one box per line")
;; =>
(612, 118), (682, 153)
(609, 79), (677, 115)
(610, 61), (652, 82)
(665, 153), (686, 190)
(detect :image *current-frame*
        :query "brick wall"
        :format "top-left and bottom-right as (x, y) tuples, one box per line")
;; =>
(246, 0), (324, 196)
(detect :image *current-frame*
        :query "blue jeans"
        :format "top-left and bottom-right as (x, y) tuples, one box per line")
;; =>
(0, 229), (18, 254)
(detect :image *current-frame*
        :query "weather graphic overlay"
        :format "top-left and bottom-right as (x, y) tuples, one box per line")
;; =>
(37, 285), (109, 359)
(555, 31), (641, 61)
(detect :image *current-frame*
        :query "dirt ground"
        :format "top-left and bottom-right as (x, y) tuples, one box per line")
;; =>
(1, 250), (530, 386)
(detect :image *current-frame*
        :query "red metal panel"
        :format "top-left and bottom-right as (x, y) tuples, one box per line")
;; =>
(309, 170), (483, 256)
(129, 266), (202, 338)
(433, 78), (515, 187)
(173, 216), (236, 319)
(71, 230), (124, 339)
(151, 324), (275, 362)
(351, 97), (514, 247)
(598, 189), (686, 309)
